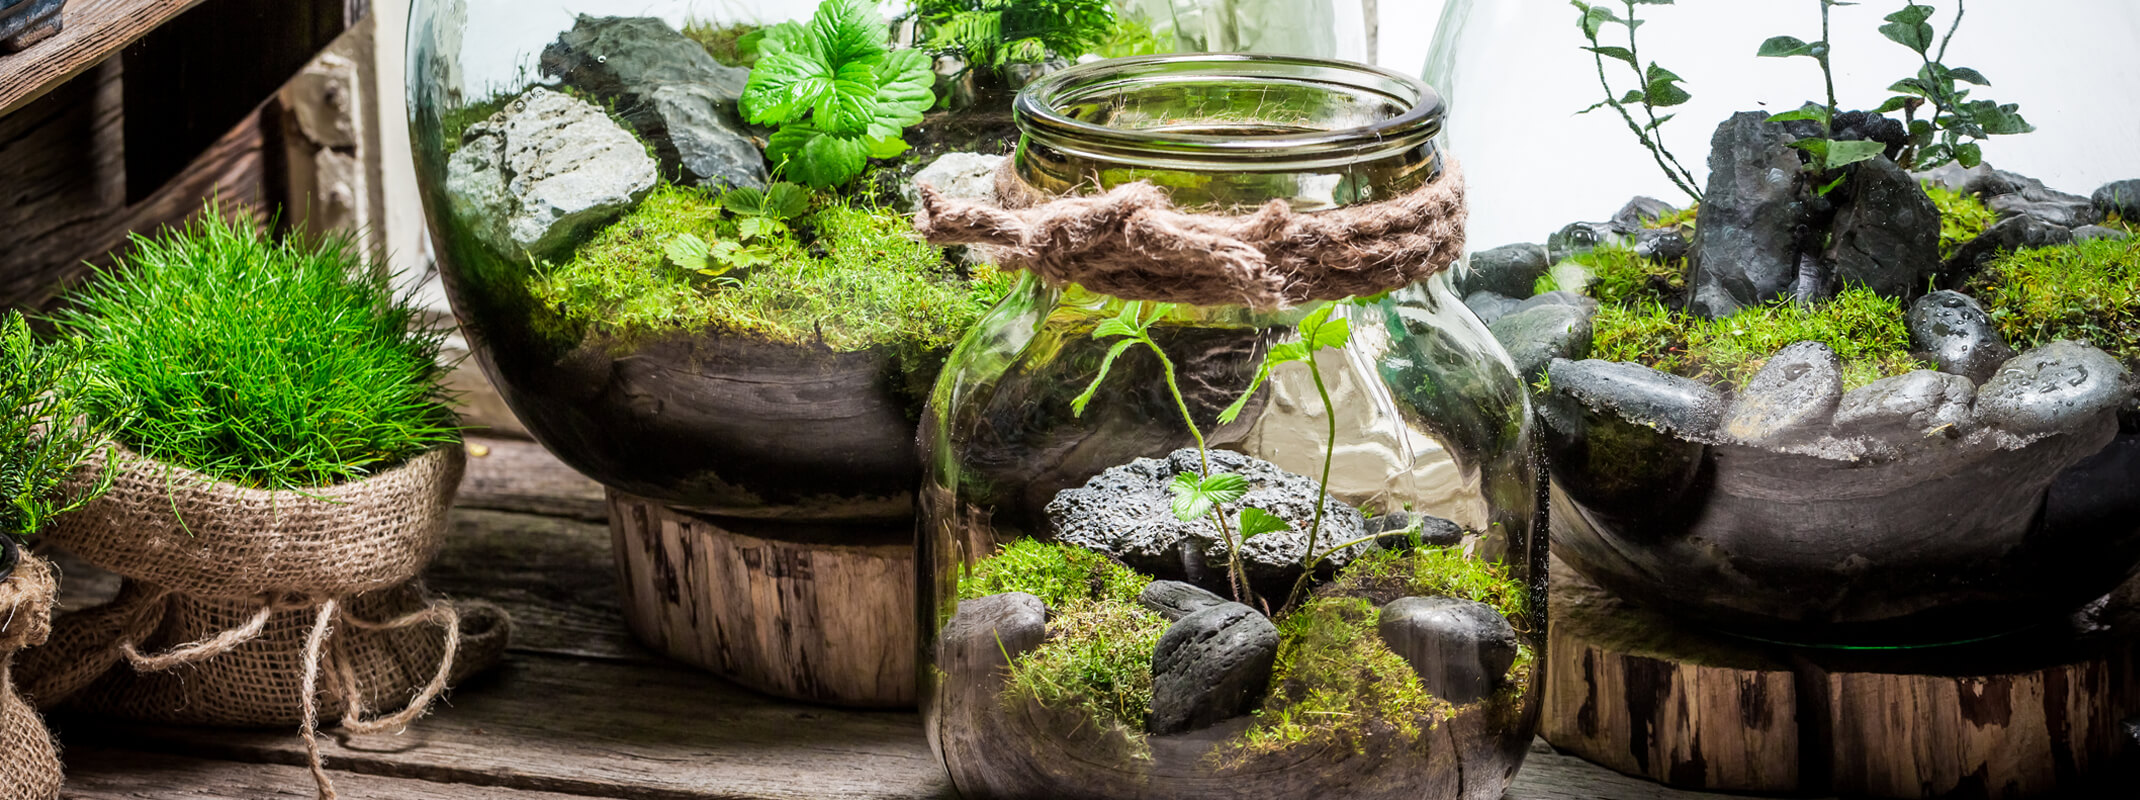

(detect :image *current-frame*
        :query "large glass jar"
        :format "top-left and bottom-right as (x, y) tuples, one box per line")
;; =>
(919, 55), (1544, 799)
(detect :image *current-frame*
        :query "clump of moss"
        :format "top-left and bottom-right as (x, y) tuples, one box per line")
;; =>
(1924, 181), (1996, 260)
(1591, 288), (1926, 390)
(1231, 596), (1449, 760)
(1971, 237), (2140, 362)
(529, 184), (1016, 360)
(960, 538), (1151, 609)
(1004, 598), (1168, 750)
(683, 19), (766, 68)
(1322, 547), (1529, 631)
(1646, 204), (1699, 230)
(1556, 243), (1686, 306)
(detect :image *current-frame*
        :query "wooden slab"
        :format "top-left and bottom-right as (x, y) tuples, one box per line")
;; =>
(61, 747), (598, 800)
(0, 0), (208, 116)
(457, 438), (606, 522)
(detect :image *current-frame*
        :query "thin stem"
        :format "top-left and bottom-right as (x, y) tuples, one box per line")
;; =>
(1621, 0), (1701, 196)
(1146, 333), (1248, 603)
(1819, 0), (1838, 137)
(1282, 341), (1340, 612)
(1590, 50), (1702, 202)
(1936, 0), (1964, 62)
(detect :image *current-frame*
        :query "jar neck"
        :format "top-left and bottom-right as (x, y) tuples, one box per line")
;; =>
(1011, 55), (1446, 213)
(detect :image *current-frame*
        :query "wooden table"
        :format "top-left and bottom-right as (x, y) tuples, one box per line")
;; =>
(48, 437), (1764, 800)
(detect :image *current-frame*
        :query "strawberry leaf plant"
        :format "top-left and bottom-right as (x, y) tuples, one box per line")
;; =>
(741, 0), (935, 189)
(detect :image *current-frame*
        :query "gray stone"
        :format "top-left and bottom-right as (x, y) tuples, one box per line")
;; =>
(1548, 221), (1620, 259)
(1688, 112), (1814, 318)
(1149, 602), (1278, 733)
(1139, 580), (1229, 621)
(1463, 290), (1523, 326)
(1945, 216), (2075, 279)
(1512, 290), (1599, 316)
(1610, 196), (1679, 233)
(446, 88), (659, 264)
(1045, 449), (1368, 589)
(1833, 369), (1975, 437)
(1976, 342), (2135, 436)
(1915, 162), (2008, 196)
(1908, 291), (2017, 384)
(938, 591), (1049, 667)
(1989, 191), (2103, 230)
(1633, 228), (1691, 263)
(2092, 179), (2140, 221)
(1362, 511), (1464, 550)
(542, 15), (766, 190)
(2074, 225), (2132, 242)
(1723, 341), (1843, 446)
(1547, 358), (1727, 439)
(904, 152), (1007, 208)
(1489, 303), (1595, 385)
(1460, 243), (1553, 299)
(1826, 155), (1941, 300)
(1377, 596), (1518, 705)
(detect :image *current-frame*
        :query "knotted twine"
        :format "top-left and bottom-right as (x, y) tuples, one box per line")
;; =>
(17, 444), (510, 800)
(0, 556), (62, 800)
(913, 159), (1468, 311)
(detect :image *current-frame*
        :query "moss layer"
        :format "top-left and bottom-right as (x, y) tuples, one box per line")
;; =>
(960, 538), (1151, 609)
(1590, 288), (1925, 390)
(1973, 237), (2140, 362)
(1004, 597), (1169, 750)
(1232, 596), (1452, 759)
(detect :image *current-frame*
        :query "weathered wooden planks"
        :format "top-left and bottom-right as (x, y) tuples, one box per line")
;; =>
(60, 747), (599, 800)
(0, 0), (206, 116)
(456, 437), (607, 522)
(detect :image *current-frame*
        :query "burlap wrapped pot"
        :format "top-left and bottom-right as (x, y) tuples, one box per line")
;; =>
(0, 556), (63, 800)
(17, 443), (509, 799)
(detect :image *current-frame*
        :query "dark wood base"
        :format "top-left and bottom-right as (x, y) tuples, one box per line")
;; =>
(1542, 557), (2140, 798)
(606, 489), (917, 709)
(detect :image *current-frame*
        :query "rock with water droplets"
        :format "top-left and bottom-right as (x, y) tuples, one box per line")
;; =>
(1989, 191), (2103, 230)
(1723, 341), (1843, 446)
(1460, 243), (1554, 299)
(1489, 303), (1594, 385)
(1976, 342), (2135, 436)
(1377, 596), (1518, 704)
(2092, 179), (2140, 221)
(1548, 359), (1726, 439)
(1149, 602), (1278, 733)
(1826, 155), (1941, 300)
(1908, 291), (2017, 384)
(1833, 369), (1976, 437)
(1945, 216), (2076, 280)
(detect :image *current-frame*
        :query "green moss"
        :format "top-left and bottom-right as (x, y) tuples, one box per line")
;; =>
(1231, 596), (1450, 759)
(1322, 546), (1530, 631)
(1647, 204), (1699, 230)
(683, 19), (766, 68)
(1591, 288), (1926, 390)
(529, 184), (1016, 363)
(1558, 242), (1686, 306)
(1971, 238), (2140, 362)
(1004, 598), (1168, 748)
(960, 538), (1151, 609)
(1924, 181), (1996, 260)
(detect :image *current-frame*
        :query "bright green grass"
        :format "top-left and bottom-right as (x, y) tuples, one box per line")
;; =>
(1972, 237), (2140, 362)
(529, 184), (1016, 360)
(960, 538), (1151, 609)
(1924, 181), (1996, 260)
(56, 207), (457, 491)
(0, 313), (112, 541)
(1554, 242), (1686, 306)
(1591, 288), (1926, 390)
(1004, 597), (1169, 751)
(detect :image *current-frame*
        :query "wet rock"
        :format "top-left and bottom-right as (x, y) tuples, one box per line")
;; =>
(1916, 162), (2008, 196)
(1944, 216), (2075, 280)
(542, 15), (765, 190)
(1463, 291), (1523, 326)
(938, 592), (1049, 669)
(1548, 221), (1619, 259)
(1826, 156), (1941, 300)
(1149, 602), (1279, 733)
(446, 88), (659, 264)
(1908, 291), (2017, 384)
(1723, 341), (1843, 446)
(2093, 179), (2140, 221)
(1830, 110), (1909, 160)
(1490, 303), (1594, 385)
(1460, 243), (1553, 299)
(1611, 196), (1679, 233)
(1634, 228), (1691, 263)
(1046, 449), (1368, 590)
(1377, 596), (1518, 704)
(1363, 511), (1464, 550)
(1989, 191), (2103, 230)
(1547, 358), (1726, 439)
(1512, 290), (1598, 316)
(905, 152), (1006, 206)
(1139, 580), (1229, 621)
(1689, 112), (1813, 318)
(2074, 225), (2133, 242)
(1833, 369), (1975, 437)
(1976, 342), (2135, 436)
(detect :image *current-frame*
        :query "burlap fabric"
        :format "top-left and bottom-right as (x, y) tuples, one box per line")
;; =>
(913, 159), (1469, 311)
(16, 444), (510, 799)
(0, 556), (62, 800)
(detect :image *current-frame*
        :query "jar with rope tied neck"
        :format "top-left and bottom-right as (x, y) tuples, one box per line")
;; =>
(912, 54), (1545, 800)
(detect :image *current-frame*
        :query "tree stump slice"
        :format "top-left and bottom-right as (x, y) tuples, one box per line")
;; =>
(608, 489), (916, 709)
(1543, 556), (2140, 798)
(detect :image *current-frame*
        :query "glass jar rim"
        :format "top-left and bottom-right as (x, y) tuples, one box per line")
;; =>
(1012, 54), (1446, 170)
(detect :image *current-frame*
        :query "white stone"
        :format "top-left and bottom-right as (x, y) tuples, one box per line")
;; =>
(446, 88), (658, 263)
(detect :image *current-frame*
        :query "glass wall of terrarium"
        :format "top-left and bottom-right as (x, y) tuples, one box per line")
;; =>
(1427, 0), (2140, 646)
(918, 55), (1544, 799)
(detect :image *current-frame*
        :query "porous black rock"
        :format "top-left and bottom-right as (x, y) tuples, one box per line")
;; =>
(1139, 580), (1229, 622)
(1976, 342), (2135, 436)
(1149, 602), (1279, 734)
(1463, 291), (1523, 326)
(541, 15), (766, 190)
(1547, 358), (1726, 439)
(1833, 369), (1975, 437)
(1908, 291), (2017, 384)
(1046, 449), (1368, 591)
(1362, 511), (1464, 550)
(1723, 341), (1843, 446)
(2093, 179), (2140, 221)
(1489, 303), (1594, 385)
(1376, 596), (1518, 705)
(1944, 215), (2075, 280)
(1830, 110), (1909, 160)
(1688, 112), (1813, 318)
(1611, 196), (1679, 233)
(1460, 243), (1553, 300)
(1826, 155), (1941, 300)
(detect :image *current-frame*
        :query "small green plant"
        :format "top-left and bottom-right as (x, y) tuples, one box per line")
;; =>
(1590, 287), (1925, 389)
(1555, 242), (1687, 306)
(663, 181), (815, 280)
(1924, 180), (1995, 259)
(740, 0), (935, 189)
(1571, 0), (1703, 203)
(0, 313), (113, 543)
(1970, 238), (2140, 362)
(913, 0), (1120, 68)
(59, 205), (458, 490)
(960, 538), (1151, 608)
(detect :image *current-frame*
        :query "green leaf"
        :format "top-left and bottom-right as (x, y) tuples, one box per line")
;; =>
(664, 233), (712, 273)
(1874, 95), (1916, 114)
(1238, 508), (1291, 539)
(806, 0), (888, 69)
(740, 52), (835, 126)
(789, 130), (871, 189)
(1954, 141), (1984, 168)
(865, 135), (911, 160)
(1889, 77), (1933, 97)
(1643, 63), (1690, 107)
(1217, 361), (1271, 425)
(1644, 113), (1676, 130)
(1168, 471), (1249, 522)
(1767, 108), (1827, 124)
(1975, 104), (2033, 135)
(1093, 319), (1140, 339)
(1946, 66), (1991, 86)
(762, 182), (812, 220)
(711, 239), (774, 270)
(810, 59), (882, 137)
(868, 47), (936, 137)
(1620, 89), (1646, 105)
(1884, 4), (1935, 25)
(1297, 305), (1335, 339)
(737, 216), (788, 241)
(1071, 339), (1138, 417)
(1756, 35), (1817, 58)
(1268, 341), (1309, 365)
(1584, 46), (1637, 66)
(1879, 6), (1935, 53)
(721, 186), (768, 217)
(1827, 139), (1889, 170)
(1576, 5), (1621, 38)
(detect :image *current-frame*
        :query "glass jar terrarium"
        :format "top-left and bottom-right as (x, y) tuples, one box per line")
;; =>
(918, 55), (1544, 799)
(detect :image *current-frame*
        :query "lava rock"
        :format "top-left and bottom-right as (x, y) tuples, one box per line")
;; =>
(937, 592), (1049, 672)
(2093, 179), (2140, 221)
(1826, 155), (1941, 300)
(1688, 112), (1813, 318)
(1363, 511), (1464, 550)
(541, 15), (765, 190)
(1377, 596), (1518, 704)
(1490, 303), (1595, 385)
(1944, 215), (2075, 279)
(2074, 225), (2133, 242)
(1139, 580), (1230, 621)
(1833, 369), (1976, 437)
(1723, 341), (1843, 446)
(1149, 603), (1279, 734)
(446, 88), (659, 264)
(1989, 191), (2104, 230)
(1460, 243), (1553, 299)
(1976, 342), (2136, 436)
(1046, 449), (1369, 589)
(906, 152), (1007, 206)
(1547, 358), (1726, 439)
(1463, 291), (1523, 326)
(1908, 291), (2017, 384)
(1634, 228), (1691, 263)
(1611, 196), (1680, 233)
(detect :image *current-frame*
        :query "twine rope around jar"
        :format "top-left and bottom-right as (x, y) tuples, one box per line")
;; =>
(914, 159), (1468, 311)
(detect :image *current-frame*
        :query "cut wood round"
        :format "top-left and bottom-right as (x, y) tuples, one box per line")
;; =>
(1543, 554), (2140, 798)
(608, 489), (916, 708)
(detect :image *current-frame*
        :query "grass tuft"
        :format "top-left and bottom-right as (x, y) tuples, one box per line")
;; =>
(0, 313), (113, 542)
(1971, 237), (2140, 362)
(1557, 242), (1686, 306)
(57, 205), (458, 491)
(960, 538), (1150, 609)
(1591, 288), (1925, 390)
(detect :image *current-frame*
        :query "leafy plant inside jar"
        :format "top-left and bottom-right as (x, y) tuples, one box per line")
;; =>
(739, 0), (936, 189)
